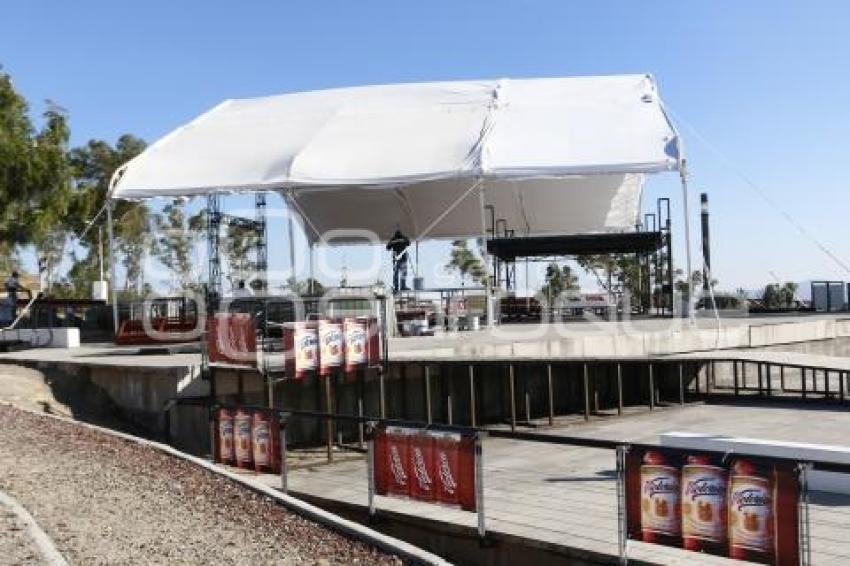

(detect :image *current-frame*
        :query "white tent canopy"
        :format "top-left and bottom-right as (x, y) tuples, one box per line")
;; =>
(108, 74), (681, 242)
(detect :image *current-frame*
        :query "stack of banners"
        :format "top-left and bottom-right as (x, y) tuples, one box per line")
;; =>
(215, 408), (281, 474)
(624, 446), (800, 565)
(373, 426), (477, 512)
(216, 407), (235, 465)
(207, 312), (257, 367)
(283, 317), (382, 380)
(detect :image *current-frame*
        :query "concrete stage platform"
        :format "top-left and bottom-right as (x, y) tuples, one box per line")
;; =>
(1, 313), (849, 456)
(389, 313), (850, 361)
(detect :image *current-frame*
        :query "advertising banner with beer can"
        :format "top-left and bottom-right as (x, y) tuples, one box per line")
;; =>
(251, 410), (280, 474)
(374, 426), (477, 512)
(216, 407), (235, 465)
(233, 408), (254, 469)
(624, 446), (800, 565)
(283, 322), (319, 379)
(344, 317), (368, 375)
(318, 319), (344, 377)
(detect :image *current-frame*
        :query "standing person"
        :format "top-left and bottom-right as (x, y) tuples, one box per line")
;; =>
(4, 271), (31, 321)
(386, 229), (410, 294)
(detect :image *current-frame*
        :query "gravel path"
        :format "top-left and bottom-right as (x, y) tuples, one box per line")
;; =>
(0, 498), (44, 565)
(0, 405), (401, 565)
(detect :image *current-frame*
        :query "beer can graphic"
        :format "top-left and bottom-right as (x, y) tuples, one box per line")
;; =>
(384, 426), (411, 497)
(408, 432), (436, 502)
(640, 450), (681, 544)
(318, 319), (344, 377)
(344, 318), (368, 374)
(728, 459), (774, 562)
(217, 408), (234, 465)
(251, 410), (280, 474)
(681, 454), (727, 553)
(284, 322), (318, 379)
(234, 408), (254, 469)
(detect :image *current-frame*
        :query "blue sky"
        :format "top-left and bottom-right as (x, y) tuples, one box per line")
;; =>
(3, 1), (849, 293)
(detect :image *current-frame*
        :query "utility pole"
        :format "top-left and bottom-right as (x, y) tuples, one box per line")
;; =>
(700, 193), (711, 294)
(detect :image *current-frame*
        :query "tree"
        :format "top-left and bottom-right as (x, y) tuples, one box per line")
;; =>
(763, 281), (798, 309)
(538, 262), (579, 309)
(282, 277), (324, 296)
(0, 72), (73, 282)
(66, 134), (149, 297)
(445, 240), (487, 287)
(223, 222), (257, 290)
(153, 200), (198, 292)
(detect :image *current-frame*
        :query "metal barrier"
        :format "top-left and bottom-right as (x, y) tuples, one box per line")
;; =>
(180, 398), (850, 564)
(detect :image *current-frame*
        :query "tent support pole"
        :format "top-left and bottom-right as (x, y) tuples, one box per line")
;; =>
(680, 159), (694, 324)
(287, 194), (297, 284)
(479, 185), (493, 328)
(106, 200), (119, 334)
(309, 243), (315, 295)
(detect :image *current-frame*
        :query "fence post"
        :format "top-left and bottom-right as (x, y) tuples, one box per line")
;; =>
(766, 364), (772, 397)
(326, 375), (334, 463)
(280, 416), (288, 493)
(733, 361), (739, 397)
(616, 363), (623, 416)
(475, 432), (486, 539)
(616, 445), (628, 565)
(679, 363), (685, 405)
(802, 368), (808, 400)
(547, 363), (555, 425)
(583, 363), (591, 420)
(469, 364), (476, 428)
(509, 364), (516, 431)
(648, 364), (655, 411)
(367, 422), (377, 520)
(425, 365), (432, 425)
(208, 404), (217, 463)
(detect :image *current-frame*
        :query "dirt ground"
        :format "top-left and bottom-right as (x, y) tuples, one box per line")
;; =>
(0, 404), (401, 565)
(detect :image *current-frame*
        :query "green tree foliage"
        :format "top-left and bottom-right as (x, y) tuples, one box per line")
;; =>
(445, 239), (486, 286)
(0, 71), (73, 283)
(224, 223), (257, 290)
(538, 262), (579, 308)
(762, 282), (798, 309)
(153, 200), (199, 292)
(65, 135), (148, 297)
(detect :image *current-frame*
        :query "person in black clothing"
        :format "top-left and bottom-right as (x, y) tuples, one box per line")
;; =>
(386, 230), (411, 293)
(4, 271), (31, 321)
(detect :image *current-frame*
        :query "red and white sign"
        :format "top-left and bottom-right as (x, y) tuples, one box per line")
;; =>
(251, 410), (280, 474)
(216, 408), (234, 464)
(344, 318), (368, 373)
(318, 319), (344, 376)
(625, 447), (800, 565)
(207, 313), (257, 367)
(374, 426), (477, 512)
(234, 408), (254, 469)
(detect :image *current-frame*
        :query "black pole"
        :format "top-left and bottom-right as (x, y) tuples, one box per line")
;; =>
(700, 193), (711, 294)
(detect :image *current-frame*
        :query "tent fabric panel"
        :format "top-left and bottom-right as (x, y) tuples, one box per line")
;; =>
(108, 74), (680, 200)
(291, 174), (644, 244)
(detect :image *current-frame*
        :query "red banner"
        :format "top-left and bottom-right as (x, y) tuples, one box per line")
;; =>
(624, 446), (800, 565)
(207, 313), (257, 367)
(374, 426), (476, 512)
